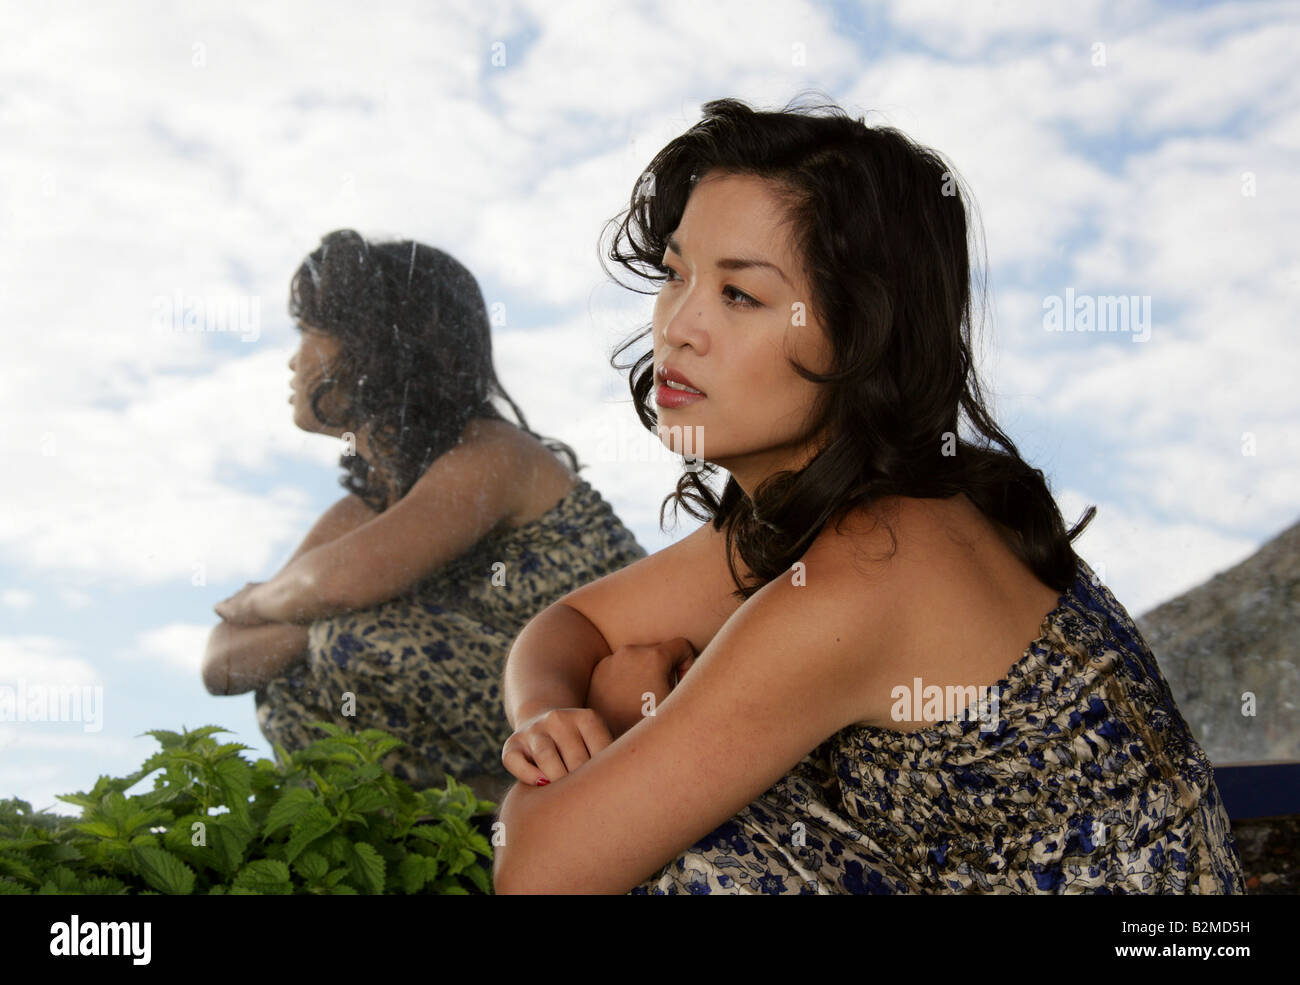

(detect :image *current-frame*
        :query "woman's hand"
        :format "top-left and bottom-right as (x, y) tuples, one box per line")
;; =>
(587, 638), (697, 739)
(213, 582), (271, 626)
(501, 708), (614, 786)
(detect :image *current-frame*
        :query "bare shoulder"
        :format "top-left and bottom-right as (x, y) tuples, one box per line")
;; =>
(798, 494), (1064, 731)
(460, 417), (579, 529)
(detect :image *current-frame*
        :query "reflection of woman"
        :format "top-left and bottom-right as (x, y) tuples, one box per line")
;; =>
(491, 98), (1245, 893)
(202, 229), (647, 806)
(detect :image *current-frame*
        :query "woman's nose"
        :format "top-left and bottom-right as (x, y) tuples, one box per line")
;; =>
(660, 300), (706, 353)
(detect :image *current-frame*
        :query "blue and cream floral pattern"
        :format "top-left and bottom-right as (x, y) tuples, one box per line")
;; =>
(255, 477), (646, 805)
(632, 557), (1245, 894)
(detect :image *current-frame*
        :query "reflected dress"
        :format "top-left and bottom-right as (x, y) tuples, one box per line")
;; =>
(632, 557), (1245, 894)
(254, 476), (646, 805)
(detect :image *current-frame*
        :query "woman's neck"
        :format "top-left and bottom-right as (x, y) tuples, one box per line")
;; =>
(345, 429), (403, 508)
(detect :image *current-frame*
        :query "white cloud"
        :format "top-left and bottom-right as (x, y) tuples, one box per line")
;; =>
(59, 588), (94, 610)
(0, 731), (152, 817)
(0, 637), (102, 687)
(123, 623), (214, 676)
(3, 347), (327, 583)
(1057, 487), (1262, 616)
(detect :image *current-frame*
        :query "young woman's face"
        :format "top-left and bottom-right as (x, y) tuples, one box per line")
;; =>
(652, 171), (832, 496)
(287, 324), (347, 436)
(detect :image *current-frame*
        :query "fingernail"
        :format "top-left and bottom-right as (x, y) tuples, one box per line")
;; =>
(536, 777), (549, 786)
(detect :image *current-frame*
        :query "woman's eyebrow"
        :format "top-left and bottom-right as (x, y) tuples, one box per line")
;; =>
(666, 233), (792, 288)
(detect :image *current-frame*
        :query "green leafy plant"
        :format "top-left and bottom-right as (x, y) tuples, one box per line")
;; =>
(0, 723), (497, 895)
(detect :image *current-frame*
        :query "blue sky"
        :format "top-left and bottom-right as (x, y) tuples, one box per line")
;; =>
(2, 0), (1297, 814)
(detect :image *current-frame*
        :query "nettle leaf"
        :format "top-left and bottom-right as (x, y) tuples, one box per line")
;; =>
(292, 850), (329, 883)
(207, 816), (254, 877)
(36, 842), (84, 864)
(138, 749), (176, 772)
(262, 787), (317, 837)
(234, 859), (292, 894)
(140, 729), (186, 750)
(72, 821), (120, 840)
(160, 812), (213, 871)
(122, 809), (170, 839)
(180, 725), (233, 744)
(134, 785), (190, 811)
(212, 758), (253, 822)
(80, 875), (129, 895)
(447, 848), (477, 875)
(320, 833), (351, 864)
(296, 741), (364, 768)
(0, 833), (46, 851)
(303, 721), (345, 740)
(463, 825), (492, 854)
(161, 750), (207, 772)
(212, 742), (256, 759)
(285, 806), (337, 864)
(431, 877), (470, 895)
(2, 722), (495, 895)
(442, 814), (472, 839)
(397, 853), (430, 894)
(0, 855), (37, 884)
(101, 792), (136, 824)
(346, 842), (385, 894)
(338, 764), (386, 792)
(465, 863), (492, 895)
(364, 738), (407, 761)
(249, 766), (282, 798)
(0, 796), (34, 816)
(367, 819), (400, 846)
(53, 792), (98, 811)
(343, 786), (390, 817)
(407, 825), (450, 848)
(132, 845), (196, 895)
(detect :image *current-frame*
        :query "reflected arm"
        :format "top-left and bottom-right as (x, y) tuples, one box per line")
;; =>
(202, 621), (310, 695)
(202, 491), (375, 694)
(238, 434), (520, 624)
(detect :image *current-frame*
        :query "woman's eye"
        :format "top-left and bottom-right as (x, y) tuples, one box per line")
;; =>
(657, 263), (759, 309)
(723, 287), (759, 309)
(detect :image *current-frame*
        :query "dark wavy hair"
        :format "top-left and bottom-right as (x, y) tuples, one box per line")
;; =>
(602, 94), (1095, 603)
(289, 229), (581, 512)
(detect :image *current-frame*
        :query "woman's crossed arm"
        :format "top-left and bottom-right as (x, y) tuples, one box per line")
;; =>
(201, 492), (376, 695)
(492, 543), (892, 894)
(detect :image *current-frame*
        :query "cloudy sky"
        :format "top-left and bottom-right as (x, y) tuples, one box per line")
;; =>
(2, 0), (1296, 814)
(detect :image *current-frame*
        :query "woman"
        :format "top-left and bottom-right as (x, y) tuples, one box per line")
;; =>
(202, 229), (647, 808)
(490, 97), (1245, 894)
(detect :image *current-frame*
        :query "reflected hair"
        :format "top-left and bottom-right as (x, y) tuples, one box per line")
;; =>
(601, 93), (1095, 603)
(290, 229), (580, 512)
